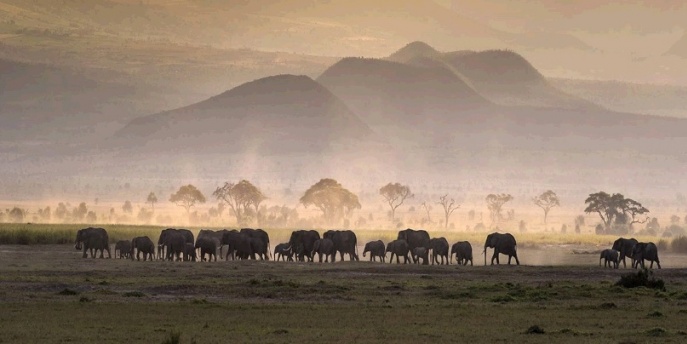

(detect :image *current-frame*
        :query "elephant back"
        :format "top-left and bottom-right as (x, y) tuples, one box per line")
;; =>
(397, 229), (430, 250)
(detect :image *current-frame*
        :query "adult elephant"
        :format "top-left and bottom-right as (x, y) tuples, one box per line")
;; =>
(288, 230), (321, 262)
(165, 232), (187, 261)
(451, 241), (473, 266)
(131, 236), (155, 261)
(75, 227), (111, 259)
(240, 228), (271, 260)
(312, 238), (336, 263)
(483, 232), (519, 265)
(397, 229), (430, 252)
(197, 229), (227, 259)
(632, 242), (661, 269)
(612, 237), (639, 268)
(429, 237), (449, 265)
(599, 249), (619, 268)
(158, 228), (194, 259)
(114, 240), (131, 259)
(323, 230), (359, 262)
(363, 240), (385, 262)
(195, 236), (218, 262)
(386, 239), (410, 264)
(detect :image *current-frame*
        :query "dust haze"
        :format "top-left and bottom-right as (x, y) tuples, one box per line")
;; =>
(2, 1), (687, 256)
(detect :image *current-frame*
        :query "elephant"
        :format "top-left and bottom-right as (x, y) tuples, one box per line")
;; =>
(631, 242), (661, 269)
(220, 230), (241, 260)
(158, 228), (194, 260)
(184, 243), (197, 262)
(599, 249), (619, 268)
(240, 228), (271, 260)
(114, 240), (131, 259)
(429, 237), (449, 265)
(288, 230), (321, 262)
(612, 237), (639, 268)
(363, 240), (385, 262)
(165, 232), (187, 261)
(234, 233), (255, 260)
(386, 239), (410, 264)
(75, 227), (111, 259)
(274, 243), (294, 262)
(249, 237), (268, 261)
(323, 230), (359, 262)
(412, 247), (429, 265)
(312, 238), (336, 263)
(397, 228), (430, 252)
(197, 229), (227, 259)
(131, 236), (155, 261)
(451, 241), (473, 266)
(483, 232), (519, 265)
(195, 236), (217, 262)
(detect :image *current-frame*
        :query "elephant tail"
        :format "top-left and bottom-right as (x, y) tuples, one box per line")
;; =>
(268, 241), (272, 260)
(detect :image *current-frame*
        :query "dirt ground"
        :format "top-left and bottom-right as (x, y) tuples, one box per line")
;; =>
(1, 245), (686, 343)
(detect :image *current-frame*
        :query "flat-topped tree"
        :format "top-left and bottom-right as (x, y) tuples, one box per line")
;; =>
(379, 182), (413, 224)
(532, 190), (560, 230)
(213, 180), (266, 226)
(170, 184), (206, 217)
(584, 192), (649, 233)
(486, 193), (513, 228)
(300, 178), (360, 226)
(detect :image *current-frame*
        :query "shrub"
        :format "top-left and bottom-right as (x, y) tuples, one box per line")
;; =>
(162, 331), (181, 344)
(615, 269), (665, 291)
(657, 239), (669, 252)
(525, 325), (545, 334)
(671, 236), (687, 254)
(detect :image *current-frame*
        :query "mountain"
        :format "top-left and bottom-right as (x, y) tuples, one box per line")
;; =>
(665, 33), (687, 58)
(387, 42), (599, 109)
(113, 75), (379, 156)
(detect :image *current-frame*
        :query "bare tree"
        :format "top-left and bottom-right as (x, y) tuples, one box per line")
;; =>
(146, 192), (158, 212)
(420, 201), (432, 225)
(532, 190), (560, 230)
(213, 180), (266, 226)
(437, 194), (460, 229)
(379, 182), (413, 223)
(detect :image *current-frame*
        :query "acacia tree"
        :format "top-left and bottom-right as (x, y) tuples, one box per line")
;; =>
(122, 201), (133, 214)
(169, 184), (206, 217)
(485, 193), (513, 228)
(584, 192), (649, 232)
(532, 190), (560, 230)
(379, 182), (413, 223)
(146, 192), (158, 212)
(300, 178), (361, 226)
(213, 179), (266, 226)
(437, 194), (460, 229)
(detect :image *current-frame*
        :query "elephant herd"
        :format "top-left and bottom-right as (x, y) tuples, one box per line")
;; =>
(599, 237), (662, 269)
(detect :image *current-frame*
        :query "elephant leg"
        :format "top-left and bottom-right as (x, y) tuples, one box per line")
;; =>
(656, 260), (661, 269)
(490, 251), (497, 265)
(514, 253), (520, 265)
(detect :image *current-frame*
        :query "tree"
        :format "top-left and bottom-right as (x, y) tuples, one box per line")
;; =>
(420, 201), (432, 226)
(437, 194), (460, 229)
(72, 202), (88, 221)
(299, 178), (361, 226)
(584, 192), (649, 233)
(170, 184), (206, 216)
(146, 192), (158, 212)
(213, 180), (266, 226)
(122, 200), (133, 214)
(532, 190), (560, 230)
(485, 193), (513, 228)
(8, 207), (24, 223)
(379, 183), (413, 223)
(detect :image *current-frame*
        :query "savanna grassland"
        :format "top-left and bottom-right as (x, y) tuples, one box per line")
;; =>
(1, 225), (687, 343)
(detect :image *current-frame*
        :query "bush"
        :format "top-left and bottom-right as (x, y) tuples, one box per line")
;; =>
(671, 236), (687, 254)
(615, 269), (665, 291)
(162, 331), (181, 344)
(657, 239), (669, 252)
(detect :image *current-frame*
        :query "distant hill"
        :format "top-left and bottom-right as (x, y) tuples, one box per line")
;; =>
(113, 75), (380, 155)
(665, 33), (687, 58)
(387, 41), (599, 109)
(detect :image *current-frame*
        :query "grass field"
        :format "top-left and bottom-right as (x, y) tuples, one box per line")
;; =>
(1, 244), (686, 343)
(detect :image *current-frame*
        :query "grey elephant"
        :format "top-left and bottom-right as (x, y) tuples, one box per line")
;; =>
(75, 227), (111, 259)
(220, 230), (241, 260)
(158, 228), (194, 260)
(429, 237), (449, 265)
(397, 228), (430, 252)
(612, 237), (639, 268)
(599, 249), (619, 268)
(312, 238), (336, 263)
(240, 228), (271, 260)
(130, 236), (155, 261)
(195, 236), (217, 262)
(184, 243), (197, 262)
(114, 240), (131, 259)
(451, 241), (473, 266)
(363, 240), (385, 262)
(249, 237), (268, 261)
(323, 230), (359, 262)
(288, 230), (321, 262)
(165, 232), (187, 261)
(386, 239), (410, 264)
(483, 232), (519, 265)
(274, 243), (293, 262)
(197, 229), (227, 259)
(631, 242), (661, 269)
(412, 247), (429, 265)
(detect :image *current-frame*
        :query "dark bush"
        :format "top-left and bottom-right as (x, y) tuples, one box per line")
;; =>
(615, 269), (665, 291)
(525, 325), (545, 334)
(671, 236), (687, 254)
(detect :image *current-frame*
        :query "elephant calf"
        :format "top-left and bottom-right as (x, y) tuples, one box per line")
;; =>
(114, 240), (131, 259)
(412, 247), (429, 265)
(386, 239), (410, 264)
(451, 241), (473, 266)
(312, 238), (335, 263)
(599, 249), (619, 269)
(274, 243), (293, 262)
(184, 243), (197, 262)
(363, 240), (386, 262)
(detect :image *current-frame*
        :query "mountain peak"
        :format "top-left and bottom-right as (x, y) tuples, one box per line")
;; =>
(388, 41), (440, 63)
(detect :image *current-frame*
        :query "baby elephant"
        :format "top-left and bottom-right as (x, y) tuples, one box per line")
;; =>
(274, 243), (293, 262)
(114, 240), (131, 259)
(599, 249), (619, 269)
(363, 240), (386, 262)
(184, 243), (197, 262)
(412, 247), (429, 265)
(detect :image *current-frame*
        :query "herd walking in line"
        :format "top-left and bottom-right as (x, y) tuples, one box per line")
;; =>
(75, 227), (661, 269)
